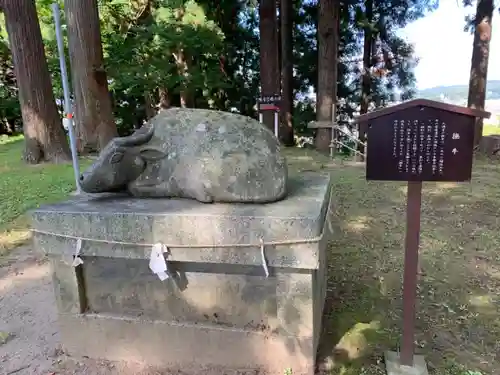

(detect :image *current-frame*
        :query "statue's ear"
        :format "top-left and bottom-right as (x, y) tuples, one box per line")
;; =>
(138, 146), (168, 162)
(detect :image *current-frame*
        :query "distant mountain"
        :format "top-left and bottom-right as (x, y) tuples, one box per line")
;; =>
(418, 80), (500, 104)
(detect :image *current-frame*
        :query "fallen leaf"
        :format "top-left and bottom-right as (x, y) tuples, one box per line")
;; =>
(0, 331), (10, 345)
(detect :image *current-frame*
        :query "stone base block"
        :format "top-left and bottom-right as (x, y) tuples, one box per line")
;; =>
(385, 351), (429, 375)
(31, 174), (333, 375)
(59, 313), (315, 374)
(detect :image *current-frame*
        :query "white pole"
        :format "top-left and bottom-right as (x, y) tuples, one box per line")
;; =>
(330, 103), (336, 158)
(52, 3), (81, 193)
(259, 113), (263, 124)
(274, 111), (278, 138)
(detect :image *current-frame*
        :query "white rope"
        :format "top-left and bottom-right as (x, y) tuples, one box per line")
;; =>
(32, 227), (325, 278)
(30, 228), (326, 248)
(31, 194), (334, 278)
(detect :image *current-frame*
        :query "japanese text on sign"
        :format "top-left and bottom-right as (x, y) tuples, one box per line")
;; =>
(365, 102), (481, 182)
(258, 95), (281, 104)
(391, 119), (458, 176)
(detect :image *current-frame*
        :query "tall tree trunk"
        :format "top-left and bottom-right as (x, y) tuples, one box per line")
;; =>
(173, 6), (193, 108)
(280, 0), (295, 146)
(136, 1), (157, 119)
(259, 0), (280, 132)
(277, 0), (282, 76)
(360, 0), (373, 114)
(2, 0), (71, 164)
(357, 0), (373, 160)
(315, 0), (340, 152)
(144, 91), (156, 119)
(175, 49), (194, 108)
(467, 0), (494, 146)
(65, 0), (118, 153)
(158, 88), (171, 109)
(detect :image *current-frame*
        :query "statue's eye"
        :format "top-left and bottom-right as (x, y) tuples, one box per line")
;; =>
(110, 152), (124, 164)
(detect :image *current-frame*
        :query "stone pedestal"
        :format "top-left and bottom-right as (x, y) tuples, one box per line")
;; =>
(385, 351), (429, 375)
(479, 134), (500, 155)
(31, 173), (333, 375)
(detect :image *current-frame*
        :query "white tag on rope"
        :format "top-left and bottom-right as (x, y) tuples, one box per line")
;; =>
(149, 243), (169, 281)
(259, 238), (269, 278)
(71, 238), (84, 267)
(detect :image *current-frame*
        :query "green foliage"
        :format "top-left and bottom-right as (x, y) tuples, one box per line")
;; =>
(0, 134), (93, 253)
(0, 0), (435, 136)
(0, 13), (20, 134)
(0, 135), (92, 230)
(98, 0), (231, 133)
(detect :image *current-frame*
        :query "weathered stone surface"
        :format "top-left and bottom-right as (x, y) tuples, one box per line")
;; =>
(31, 173), (333, 374)
(79, 107), (288, 203)
(385, 351), (429, 375)
(50, 256), (84, 314)
(32, 173), (330, 269)
(57, 313), (316, 374)
(478, 135), (500, 155)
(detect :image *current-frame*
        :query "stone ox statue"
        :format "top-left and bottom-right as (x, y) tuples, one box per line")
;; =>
(79, 108), (288, 203)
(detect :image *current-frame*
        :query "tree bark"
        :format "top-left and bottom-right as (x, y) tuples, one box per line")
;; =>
(2, 0), (71, 164)
(467, 0), (494, 146)
(144, 91), (156, 119)
(158, 88), (171, 109)
(280, 0), (295, 146)
(315, 0), (340, 152)
(175, 49), (194, 108)
(173, 6), (194, 108)
(65, 0), (118, 153)
(259, 0), (280, 132)
(357, 0), (374, 160)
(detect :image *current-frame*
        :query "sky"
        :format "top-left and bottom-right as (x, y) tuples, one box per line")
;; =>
(399, 0), (500, 90)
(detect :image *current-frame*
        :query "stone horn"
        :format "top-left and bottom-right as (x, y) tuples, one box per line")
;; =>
(114, 123), (155, 147)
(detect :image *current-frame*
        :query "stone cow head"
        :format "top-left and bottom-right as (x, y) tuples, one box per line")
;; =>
(79, 125), (167, 193)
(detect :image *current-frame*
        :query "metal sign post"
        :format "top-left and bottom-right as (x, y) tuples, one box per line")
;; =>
(330, 103), (336, 158)
(356, 99), (490, 374)
(51, 2), (81, 194)
(273, 111), (278, 139)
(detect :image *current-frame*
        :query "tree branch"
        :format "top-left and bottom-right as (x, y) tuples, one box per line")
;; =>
(377, 17), (393, 70)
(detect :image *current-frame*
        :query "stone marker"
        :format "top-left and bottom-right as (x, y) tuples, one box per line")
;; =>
(79, 108), (288, 203)
(478, 134), (500, 156)
(31, 172), (333, 375)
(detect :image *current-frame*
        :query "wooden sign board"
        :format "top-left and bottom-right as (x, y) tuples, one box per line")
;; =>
(258, 95), (281, 105)
(258, 95), (281, 111)
(355, 99), (490, 370)
(359, 100), (491, 182)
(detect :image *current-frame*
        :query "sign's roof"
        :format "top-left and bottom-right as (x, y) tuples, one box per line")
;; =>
(354, 98), (491, 123)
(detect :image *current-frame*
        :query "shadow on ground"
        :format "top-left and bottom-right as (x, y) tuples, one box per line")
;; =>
(2, 149), (500, 375)
(285, 149), (500, 375)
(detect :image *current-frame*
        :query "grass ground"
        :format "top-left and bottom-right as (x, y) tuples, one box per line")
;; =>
(482, 123), (500, 136)
(0, 135), (91, 254)
(284, 148), (499, 375)
(1, 136), (499, 375)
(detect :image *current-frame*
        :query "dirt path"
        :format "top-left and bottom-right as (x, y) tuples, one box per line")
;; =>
(0, 247), (160, 375)
(0, 246), (61, 375)
(0, 247), (269, 375)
